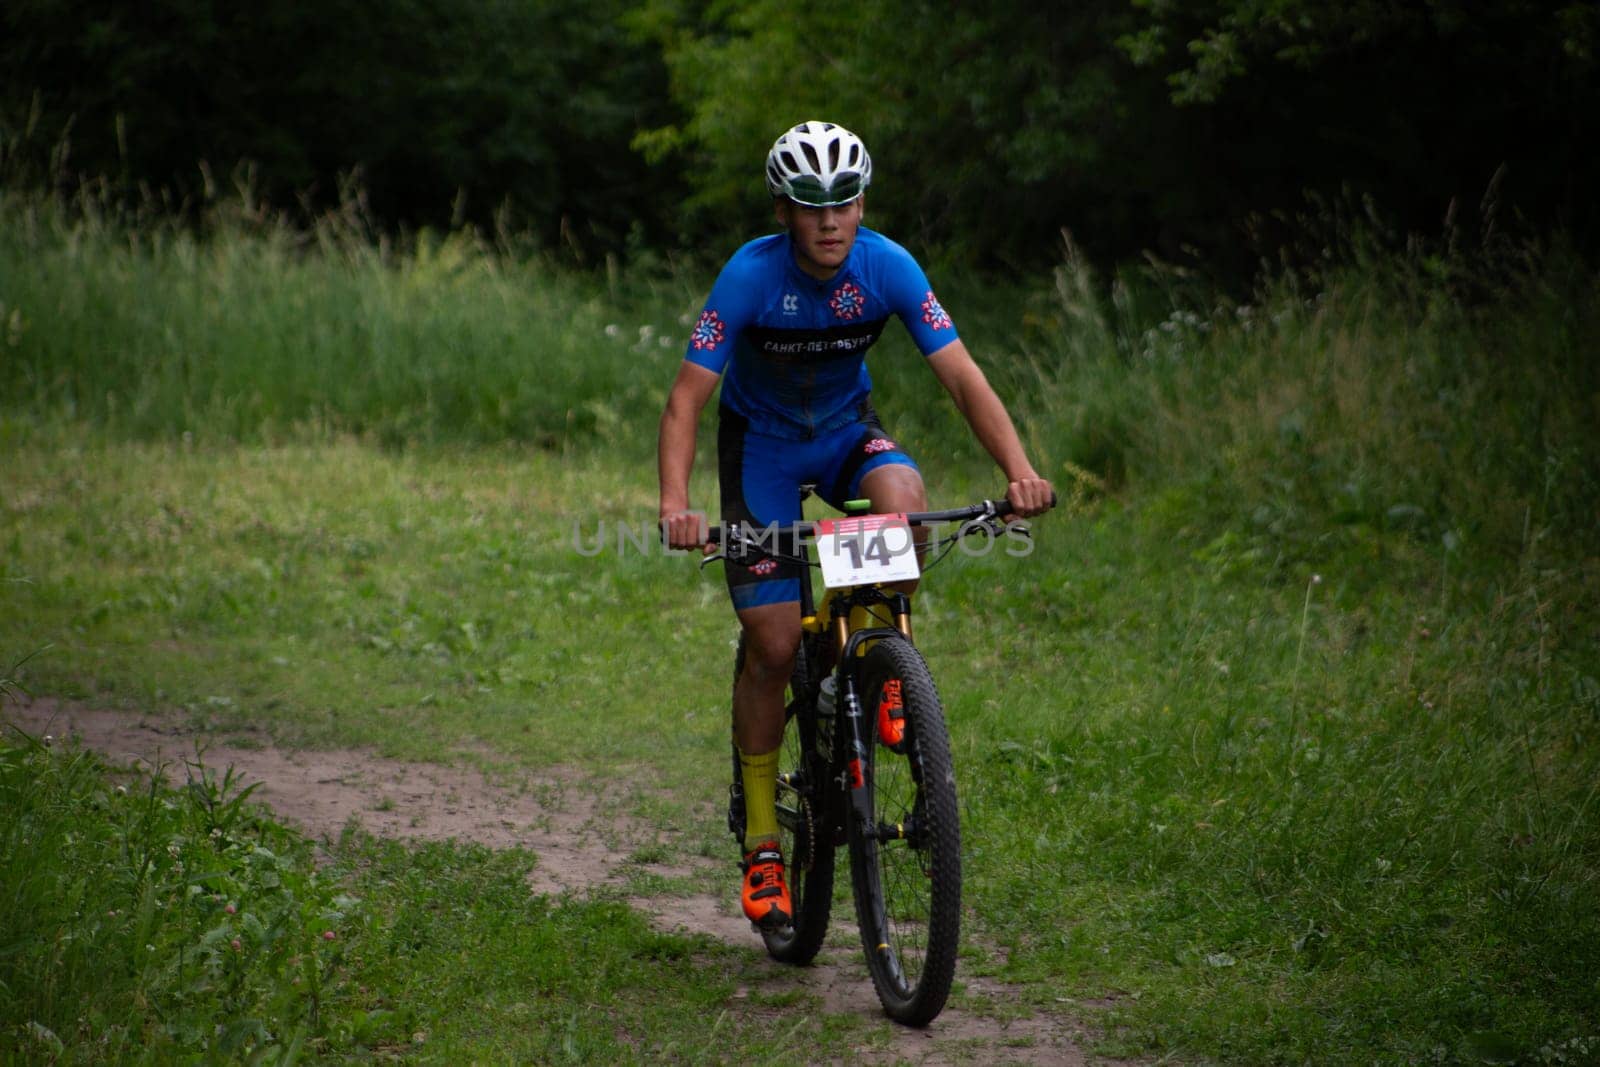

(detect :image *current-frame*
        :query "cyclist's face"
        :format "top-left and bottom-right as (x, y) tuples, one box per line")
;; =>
(775, 196), (864, 281)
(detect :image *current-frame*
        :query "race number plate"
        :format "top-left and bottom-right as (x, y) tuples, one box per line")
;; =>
(814, 514), (920, 588)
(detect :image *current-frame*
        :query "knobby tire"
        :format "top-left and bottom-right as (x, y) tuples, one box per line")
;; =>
(848, 637), (962, 1026)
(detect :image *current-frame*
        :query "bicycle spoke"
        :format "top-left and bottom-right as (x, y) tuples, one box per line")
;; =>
(849, 638), (960, 1026)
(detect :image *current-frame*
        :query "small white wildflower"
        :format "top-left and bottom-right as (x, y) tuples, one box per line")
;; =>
(604, 324), (621, 338)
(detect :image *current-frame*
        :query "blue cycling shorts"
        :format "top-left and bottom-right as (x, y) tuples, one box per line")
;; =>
(718, 401), (919, 611)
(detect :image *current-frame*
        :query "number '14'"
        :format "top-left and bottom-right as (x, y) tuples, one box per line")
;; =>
(840, 532), (896, 568)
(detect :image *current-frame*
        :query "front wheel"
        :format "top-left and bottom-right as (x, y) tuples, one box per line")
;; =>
(848, 638), (961, 1026)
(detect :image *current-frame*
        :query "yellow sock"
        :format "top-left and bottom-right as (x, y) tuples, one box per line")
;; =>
(739, 746), (780, 853)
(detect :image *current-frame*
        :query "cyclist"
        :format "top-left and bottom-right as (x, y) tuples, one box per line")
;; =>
(658, 120), (1053, 931)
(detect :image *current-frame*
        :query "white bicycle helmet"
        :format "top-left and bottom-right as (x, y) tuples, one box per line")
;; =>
(765, 121), (872, 207)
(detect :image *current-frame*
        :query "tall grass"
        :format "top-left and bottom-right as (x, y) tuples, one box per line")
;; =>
(0, 728), (357, 1061)
(1, 185), (694, 450)
(998, 235), (1600, 563)
(927, 235), (1600, 1061)
(3, 184), (1598, 1061)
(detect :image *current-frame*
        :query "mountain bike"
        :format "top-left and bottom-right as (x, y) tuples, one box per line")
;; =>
(707, 490), (1045, 1026)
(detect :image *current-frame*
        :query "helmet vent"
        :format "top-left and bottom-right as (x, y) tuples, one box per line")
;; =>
(765, 121), (872, 206)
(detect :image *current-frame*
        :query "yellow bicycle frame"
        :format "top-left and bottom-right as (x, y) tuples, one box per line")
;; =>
(804, 585), (914, 660)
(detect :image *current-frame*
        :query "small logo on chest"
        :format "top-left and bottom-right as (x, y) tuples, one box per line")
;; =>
(782, 293), (799, 314)
(830, 282), (865, 321)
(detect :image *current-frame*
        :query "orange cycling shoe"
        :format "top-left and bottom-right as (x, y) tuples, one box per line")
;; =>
(741, 841), (792, 929)
(877, 678), (907, 750)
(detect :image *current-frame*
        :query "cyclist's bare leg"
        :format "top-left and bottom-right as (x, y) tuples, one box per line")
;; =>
(733, 600), (801, 754)
(733, 601), (799, 863)
(859, 463), (929, 595)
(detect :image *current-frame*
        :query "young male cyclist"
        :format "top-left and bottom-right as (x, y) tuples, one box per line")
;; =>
(658, 120), (1053, 930)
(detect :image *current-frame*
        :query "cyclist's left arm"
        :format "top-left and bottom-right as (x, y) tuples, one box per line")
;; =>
(926, 340), (1054, 518)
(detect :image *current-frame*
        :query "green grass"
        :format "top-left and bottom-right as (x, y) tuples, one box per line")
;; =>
(941, 508), (1600, 1062)
(3, 188), (1599, 1062)
(0, 729), (842, 1063)
(0, 438), (726, 779)
(0, 188), (696, 451)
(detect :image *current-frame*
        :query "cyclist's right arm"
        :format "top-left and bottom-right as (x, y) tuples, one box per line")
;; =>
(658, 360), (722, 549)
(661, 248), (764, 549)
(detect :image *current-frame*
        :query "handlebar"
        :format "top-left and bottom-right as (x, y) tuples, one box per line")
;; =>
(702, 492), (1053, 547)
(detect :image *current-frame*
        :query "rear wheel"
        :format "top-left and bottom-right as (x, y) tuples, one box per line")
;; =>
(733, 634), (835, 964)
(848, 638), (961, 1026)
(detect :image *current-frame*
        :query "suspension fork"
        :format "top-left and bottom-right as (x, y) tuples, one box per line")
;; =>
(890, 590), (913, 641)
(818, 586), (918, 828)
(820, 587), (914, 656)
(836, 625), (905, 830)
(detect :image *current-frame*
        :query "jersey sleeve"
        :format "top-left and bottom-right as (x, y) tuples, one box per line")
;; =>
(877, 240), (959, 356)
(683, 247), (761, 375)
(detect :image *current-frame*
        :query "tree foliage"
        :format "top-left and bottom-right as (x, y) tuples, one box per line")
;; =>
(631, 0), (1154, 268)
(0, 0), (679, 255)
(637, 0), (1600, 270)
(1115, 1), (1600, 263)
(2, 0), (1596, 272)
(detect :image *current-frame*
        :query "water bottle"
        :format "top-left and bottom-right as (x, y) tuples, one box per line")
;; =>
(815, 675), (837, 758)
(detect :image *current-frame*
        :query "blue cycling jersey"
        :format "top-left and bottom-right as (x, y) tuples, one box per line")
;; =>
(684, 227), (958, 440)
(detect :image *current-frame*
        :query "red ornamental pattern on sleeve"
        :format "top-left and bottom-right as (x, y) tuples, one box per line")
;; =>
(691, 309), (726, 350)
(830, 282), (866, 321)
(921, 291), (953, 331)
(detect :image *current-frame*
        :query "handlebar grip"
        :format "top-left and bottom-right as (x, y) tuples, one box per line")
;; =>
(993, 491), (1059, 514)
(659, 514), (718, 548)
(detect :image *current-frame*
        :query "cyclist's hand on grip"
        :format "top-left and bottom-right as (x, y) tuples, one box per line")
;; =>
(1004, 476), (1056, 519)
(659, 508), (712, 552)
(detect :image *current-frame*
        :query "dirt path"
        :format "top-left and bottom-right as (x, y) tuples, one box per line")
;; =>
(8, 698), (1112, 1065)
